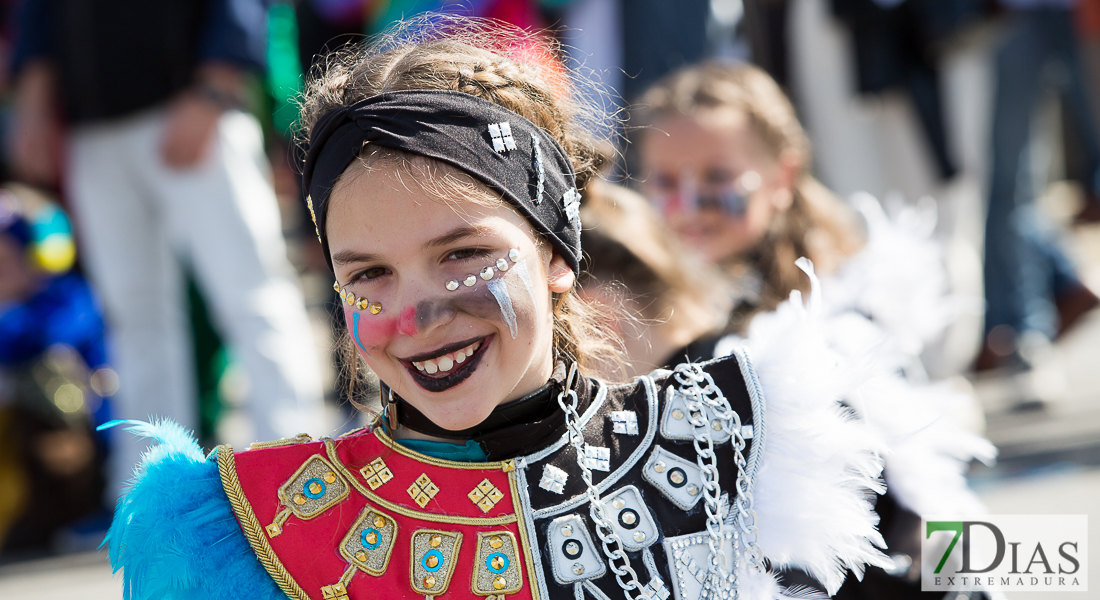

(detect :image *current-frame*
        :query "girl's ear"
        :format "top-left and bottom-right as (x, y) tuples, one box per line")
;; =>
(548, 253), (576, 293)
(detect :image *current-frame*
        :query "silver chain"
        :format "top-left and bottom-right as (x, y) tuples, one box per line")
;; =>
(557, 364), (646, 599)
(671, 362), (765, 597)
(558, 362), (763, 599)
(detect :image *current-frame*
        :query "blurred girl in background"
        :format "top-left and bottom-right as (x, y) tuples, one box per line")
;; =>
(625, 60), (995, 598)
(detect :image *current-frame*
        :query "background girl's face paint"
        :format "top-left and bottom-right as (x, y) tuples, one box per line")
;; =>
(641, 110), (788, 264)
(325, 165), (557, 431)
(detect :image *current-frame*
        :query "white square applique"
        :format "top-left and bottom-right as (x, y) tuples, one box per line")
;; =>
(639, 578), (671, 600)
(539, 464), (568, 494)
(584, 445), (611, 472)
(488, 121), (517, 153)
(610, 411), (639, 436)
(562, 187), (581, 228)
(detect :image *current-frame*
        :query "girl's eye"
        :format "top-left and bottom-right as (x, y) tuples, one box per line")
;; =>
(703, 168), (735, 187)
(357, 266), (390, 281)
(446, 247), (491, 262)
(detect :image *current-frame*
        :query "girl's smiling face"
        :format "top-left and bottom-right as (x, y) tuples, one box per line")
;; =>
(326, 160), (574, 431)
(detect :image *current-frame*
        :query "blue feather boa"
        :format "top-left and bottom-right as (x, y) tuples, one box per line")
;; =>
(101, 420), (287, 600)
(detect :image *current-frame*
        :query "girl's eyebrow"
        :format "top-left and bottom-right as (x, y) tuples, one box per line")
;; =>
(423, 225), (495, 249)
(332, 249), (382, 266)
(331, 225), (495, 266)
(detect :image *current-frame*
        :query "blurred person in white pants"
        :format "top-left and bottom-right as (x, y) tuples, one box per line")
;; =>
(10, 0), (325, 502)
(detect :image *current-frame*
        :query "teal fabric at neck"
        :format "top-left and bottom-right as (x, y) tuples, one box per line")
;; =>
(396, 437), (488, 462)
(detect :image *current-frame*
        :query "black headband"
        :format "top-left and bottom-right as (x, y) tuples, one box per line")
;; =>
(303, 89), (582, 274)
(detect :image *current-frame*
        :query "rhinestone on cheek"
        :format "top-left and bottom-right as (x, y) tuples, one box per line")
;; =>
(369, 302), (382, 314)
(496, 258), (509, 271)
(508, 248), (520, 262)
(463, 275), (477, 287)
(480, 267), (494, 280)
(446, 280), (459, 291)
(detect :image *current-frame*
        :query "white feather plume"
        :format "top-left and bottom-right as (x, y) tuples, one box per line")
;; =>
(744, 282), (892, 594)
(824, 193), (976, 361)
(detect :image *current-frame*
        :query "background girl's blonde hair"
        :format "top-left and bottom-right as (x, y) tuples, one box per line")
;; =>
(636, 61), (864, 317)
(300, 14), (624, 385)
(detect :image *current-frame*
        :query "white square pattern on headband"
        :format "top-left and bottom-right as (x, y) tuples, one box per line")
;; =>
(488, 122), (517, 153)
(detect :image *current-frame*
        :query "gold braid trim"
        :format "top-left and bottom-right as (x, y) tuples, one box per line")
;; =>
(373, 428), (510, 470)
(216, 445), (313, 600)
(324, 439), (518, 526)
(509, 471), (542, 600)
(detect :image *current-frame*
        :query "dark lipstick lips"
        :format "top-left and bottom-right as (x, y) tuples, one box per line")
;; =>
(405, 335), (491, 393)
(400, 335), (486, 364)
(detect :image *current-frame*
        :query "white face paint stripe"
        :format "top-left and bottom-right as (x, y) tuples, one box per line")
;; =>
(514, 259), (537, 307)
(487, 278), (519, 339)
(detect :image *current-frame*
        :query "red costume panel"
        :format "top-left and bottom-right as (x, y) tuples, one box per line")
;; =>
(219, 428), (536, 600)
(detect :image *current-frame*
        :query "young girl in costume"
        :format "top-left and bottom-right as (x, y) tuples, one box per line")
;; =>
(634, 62), (996, 598)
(636, 61), (961, 375)
(104, 17), (890, 600)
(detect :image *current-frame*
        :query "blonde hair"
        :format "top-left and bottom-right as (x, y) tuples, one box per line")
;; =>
(636, 61), (864, 315)
(300, 14), (622, 379)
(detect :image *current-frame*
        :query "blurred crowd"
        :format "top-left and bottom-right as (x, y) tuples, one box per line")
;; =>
(0, 0), (1098, 575)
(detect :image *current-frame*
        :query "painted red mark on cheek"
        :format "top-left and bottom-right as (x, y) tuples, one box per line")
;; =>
(397, 306), (418, 337)
(346, 307), (397, 351)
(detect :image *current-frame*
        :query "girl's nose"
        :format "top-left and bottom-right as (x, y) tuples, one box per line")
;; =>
(396, 298), (457, 338)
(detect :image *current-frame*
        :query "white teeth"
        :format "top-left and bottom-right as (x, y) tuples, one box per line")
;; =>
(412, 340), (483, 376)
